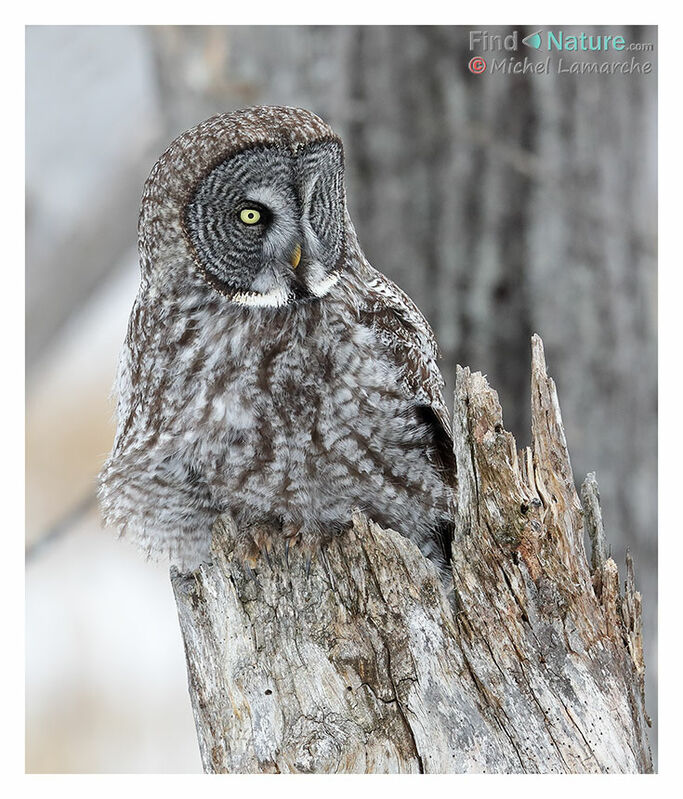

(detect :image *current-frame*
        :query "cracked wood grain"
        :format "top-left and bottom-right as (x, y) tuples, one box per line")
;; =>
(171, 334), (652, 773)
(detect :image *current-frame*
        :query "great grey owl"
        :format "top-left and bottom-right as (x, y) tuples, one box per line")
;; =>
(98, 106), (455, 574)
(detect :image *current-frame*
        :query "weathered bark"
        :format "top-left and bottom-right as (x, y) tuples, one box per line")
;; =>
(171, 335), (651, 773)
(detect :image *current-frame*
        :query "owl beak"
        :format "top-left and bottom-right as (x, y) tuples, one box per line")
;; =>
(290, 243), (302, 270)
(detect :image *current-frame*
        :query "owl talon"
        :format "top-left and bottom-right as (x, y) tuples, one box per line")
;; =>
(283, 523), (301, 569)
(232, 522), (280, 574)
(320, 547), (336, 591)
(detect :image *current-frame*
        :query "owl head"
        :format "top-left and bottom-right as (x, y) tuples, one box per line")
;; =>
(139, 106), (349, 308)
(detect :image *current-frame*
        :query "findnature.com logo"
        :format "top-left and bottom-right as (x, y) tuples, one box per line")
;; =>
(467, 29), (655, 75)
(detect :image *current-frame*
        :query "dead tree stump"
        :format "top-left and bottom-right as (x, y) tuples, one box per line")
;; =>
(171, 334), (652, 773)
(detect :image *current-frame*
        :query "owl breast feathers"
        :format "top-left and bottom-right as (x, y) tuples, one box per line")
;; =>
(98, 106), (456, 573)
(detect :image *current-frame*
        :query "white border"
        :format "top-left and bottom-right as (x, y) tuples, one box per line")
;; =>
(10, 3), (676, 794)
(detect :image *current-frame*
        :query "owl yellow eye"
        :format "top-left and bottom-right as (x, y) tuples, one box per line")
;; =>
(240, 208), (261, 225)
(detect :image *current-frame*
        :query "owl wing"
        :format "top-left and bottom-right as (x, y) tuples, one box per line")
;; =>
(356, 262), (455, 477)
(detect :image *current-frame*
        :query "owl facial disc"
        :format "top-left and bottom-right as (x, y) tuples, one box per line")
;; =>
(183, 138), (346, 306)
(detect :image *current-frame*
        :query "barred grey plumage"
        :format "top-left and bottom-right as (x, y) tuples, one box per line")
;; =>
(98, 106), (455, 573)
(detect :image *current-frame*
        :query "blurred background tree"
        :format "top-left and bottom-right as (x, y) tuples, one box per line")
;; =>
(26, 25), (657, 772)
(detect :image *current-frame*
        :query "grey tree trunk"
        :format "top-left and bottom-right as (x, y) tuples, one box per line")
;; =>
(171, 336), (651, 773)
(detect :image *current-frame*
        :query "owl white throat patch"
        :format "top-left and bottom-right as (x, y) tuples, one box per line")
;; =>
(230, 270), (341, 308)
